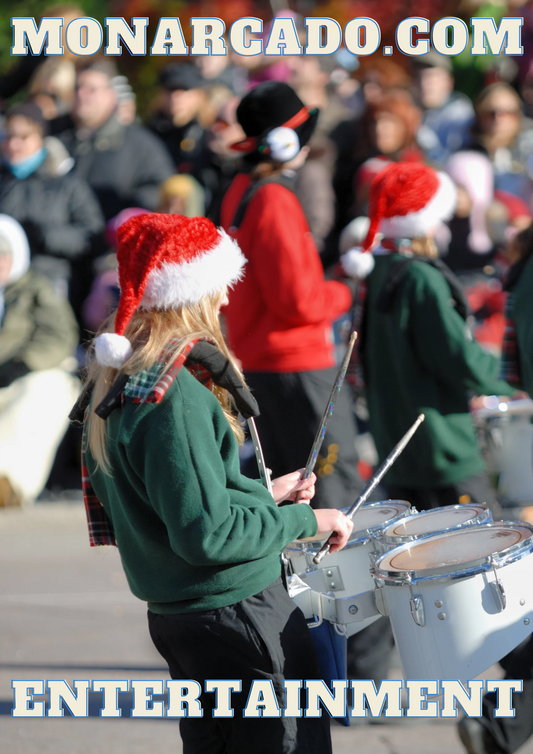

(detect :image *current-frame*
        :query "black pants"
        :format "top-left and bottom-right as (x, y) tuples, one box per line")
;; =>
(477, 635), (533, 753)
(245, 369), (363, 510)
(386, 470), (501, 517)
(148, 579), (332, 754)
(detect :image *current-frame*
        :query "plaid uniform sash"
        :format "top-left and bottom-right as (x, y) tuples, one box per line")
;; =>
(83, 338), (212, 547)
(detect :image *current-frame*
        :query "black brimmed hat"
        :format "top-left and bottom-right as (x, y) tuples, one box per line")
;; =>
(159, 63), (204, 92)
(231, 82), (319, 162)
(6, 101), (48, 135)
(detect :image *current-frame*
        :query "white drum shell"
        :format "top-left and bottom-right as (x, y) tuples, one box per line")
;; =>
(374, 524), (533, 681)
(285, 501), (411, 636)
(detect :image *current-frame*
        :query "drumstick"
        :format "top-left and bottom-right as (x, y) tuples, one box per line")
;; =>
(312, 413), (425, 565)
(247, 416), (273, 495)
(294, 331), (358, 503)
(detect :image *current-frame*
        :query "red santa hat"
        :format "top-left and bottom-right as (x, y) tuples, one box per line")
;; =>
(94, 213), (246, 368)
(342, 162), (456, 278)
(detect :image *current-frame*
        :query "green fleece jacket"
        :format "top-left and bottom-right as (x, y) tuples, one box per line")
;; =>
(86, 366), (318, 614)
(362, 254), (513, 488)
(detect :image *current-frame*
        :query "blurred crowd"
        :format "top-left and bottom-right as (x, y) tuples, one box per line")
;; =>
(1, 1), (533, 505)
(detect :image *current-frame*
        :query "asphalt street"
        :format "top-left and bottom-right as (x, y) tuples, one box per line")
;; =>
(2, 503), (533, 754)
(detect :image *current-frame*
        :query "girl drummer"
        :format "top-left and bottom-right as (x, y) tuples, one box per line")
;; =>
(81, 211), (353, 753)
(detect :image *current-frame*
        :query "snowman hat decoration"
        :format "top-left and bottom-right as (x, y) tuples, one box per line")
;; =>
(94, 213), (246, 369)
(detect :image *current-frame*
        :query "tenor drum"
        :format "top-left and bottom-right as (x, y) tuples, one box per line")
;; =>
(378, 503), (492, 552)
(373, 522), (533, 681)
(285, 500), (411, 635)
(472, 398), (533, 504)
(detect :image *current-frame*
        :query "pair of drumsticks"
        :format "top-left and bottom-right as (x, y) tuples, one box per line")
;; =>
(284, 331), (425, 565)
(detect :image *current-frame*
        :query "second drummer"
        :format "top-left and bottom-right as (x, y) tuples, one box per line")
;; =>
(342, 161), (515, 513)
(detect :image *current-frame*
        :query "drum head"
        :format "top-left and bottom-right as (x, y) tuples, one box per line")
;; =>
(375, 522), (533, 579)
(348, 501), (411, 537)
(295, 500), (410, 544)
(384, 504), (489, 538)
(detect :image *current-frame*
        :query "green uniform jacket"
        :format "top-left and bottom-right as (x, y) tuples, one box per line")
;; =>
(511, 254), (533, 397)
(362, 254), (513, 489)
(0, 269), (77, 370)
(86, 367), (318, 614)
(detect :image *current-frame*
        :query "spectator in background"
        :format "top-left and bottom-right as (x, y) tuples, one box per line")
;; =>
(414, 51), (475, 167)
(158, 174), (205, 217)
(287, 54), (337, 256)
(444, 150), (496, 274)
(352, 90), (424, 217)
(468, 82), (533, 206)
(328, 65), (417, 253)
(0, 214), (79, 506)
(0, 101), (105, 321)
(195, 54), (248, 97)
(148, 64), (210, 184)
(28, 58), (77, 122)
(110, 75), (137, 127)
(203, 95), (246, 224)
(56, 60), (174, 221)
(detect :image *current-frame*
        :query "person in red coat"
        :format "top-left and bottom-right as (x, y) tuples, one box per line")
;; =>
(221, 82), (362, 510)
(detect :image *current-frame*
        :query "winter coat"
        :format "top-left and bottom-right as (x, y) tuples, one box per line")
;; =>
(57, 115), (174, 220)
(0, 269), (78, 380)
(0, 145), (105, 287)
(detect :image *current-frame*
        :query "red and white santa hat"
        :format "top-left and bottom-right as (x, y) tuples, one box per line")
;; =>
(342, 162), (456, 278)
(94, 213), (246, 368)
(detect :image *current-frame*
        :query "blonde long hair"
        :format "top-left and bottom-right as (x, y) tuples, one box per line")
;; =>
(86, 290), (245, 475)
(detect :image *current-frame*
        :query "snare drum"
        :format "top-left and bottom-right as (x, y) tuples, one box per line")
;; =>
(373, 522), (533, 681)
(378, 504), (492, 552)
(285, 500), (411, 635)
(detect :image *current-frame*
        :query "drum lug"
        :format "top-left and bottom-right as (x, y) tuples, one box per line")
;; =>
(490, 580), (507, 612)
(374, 586), (388, 616)
(409, 594), (426, 627)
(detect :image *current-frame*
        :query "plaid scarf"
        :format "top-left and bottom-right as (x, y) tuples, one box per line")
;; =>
(82, 338), (212, 547)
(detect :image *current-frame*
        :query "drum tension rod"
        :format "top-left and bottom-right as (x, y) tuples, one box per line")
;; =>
(409, 586), (426, 627)
(489, 558), (507, 612)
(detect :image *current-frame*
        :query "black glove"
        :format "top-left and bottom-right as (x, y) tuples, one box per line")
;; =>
(0, 359), (30, 388)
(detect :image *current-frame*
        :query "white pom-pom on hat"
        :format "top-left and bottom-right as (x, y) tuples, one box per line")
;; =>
(265, 127), (300, 162)
(341, 247), (376, 279)
(95, 332), (133, 368)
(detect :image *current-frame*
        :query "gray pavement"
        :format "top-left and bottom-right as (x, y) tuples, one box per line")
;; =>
(1, 503), (532, 754)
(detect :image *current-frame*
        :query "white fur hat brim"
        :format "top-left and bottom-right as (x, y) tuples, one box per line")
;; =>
(141, 229), (246, 309)
(379, 172), (456, 239)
